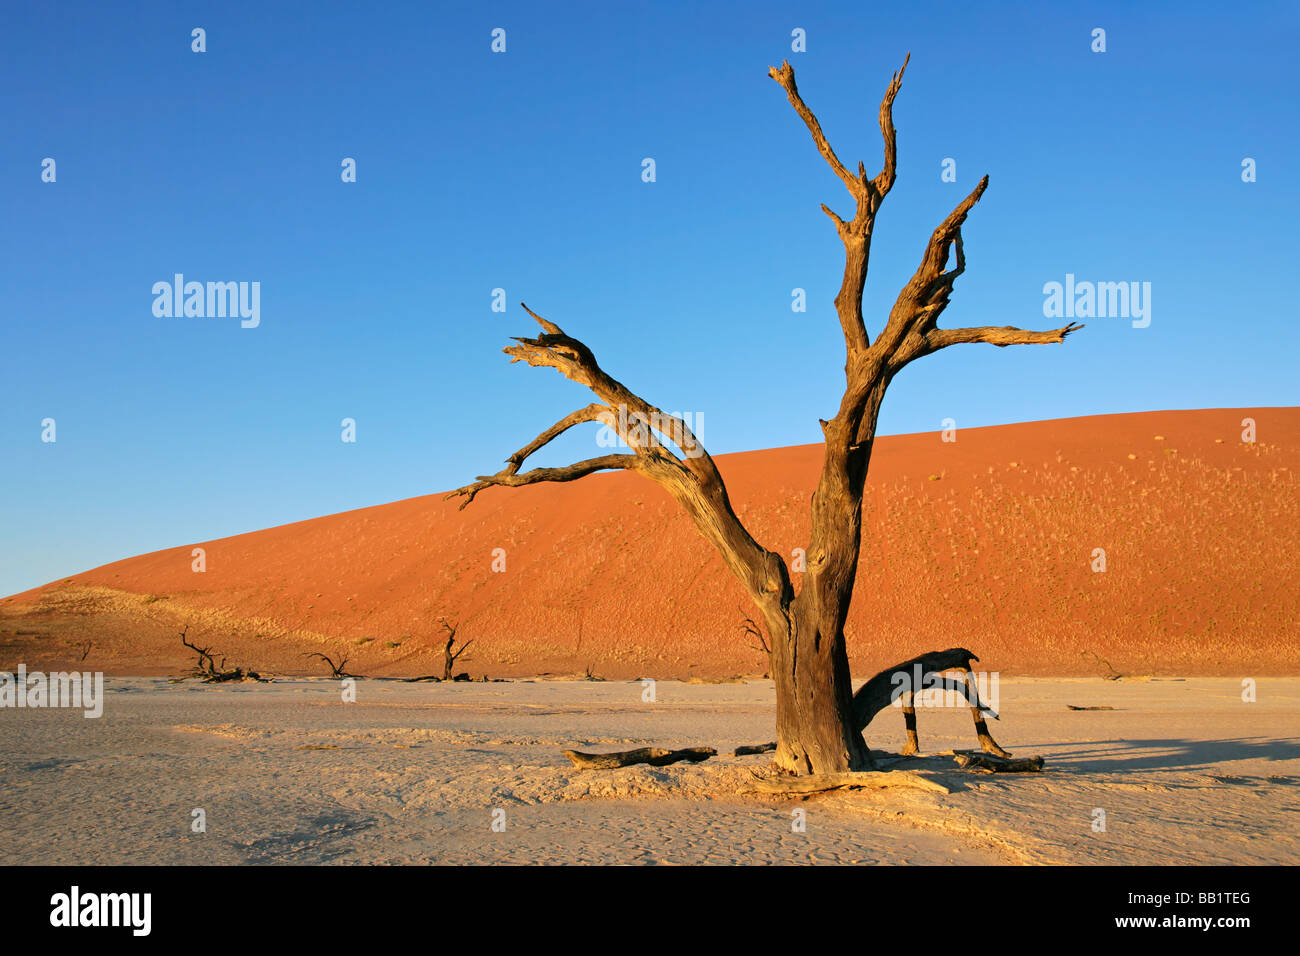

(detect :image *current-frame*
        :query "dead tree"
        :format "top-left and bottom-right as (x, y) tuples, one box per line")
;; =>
(305, 650), (353, 679)
(399, 619), (473, 682)
(450, 55), (1080, 775)
(177, 627), (264, 683)
(438, 619), (471, 681)
(1082, 649), (1123, 680)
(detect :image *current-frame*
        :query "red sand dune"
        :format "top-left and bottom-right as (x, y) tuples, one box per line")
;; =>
(3, 408), (1297, 679)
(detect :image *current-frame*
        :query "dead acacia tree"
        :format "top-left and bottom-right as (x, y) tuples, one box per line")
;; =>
(399, 618), (474, 682)
(437, 619), (472, 681)
(305, 650), (353, 679)
(176, 627), (264, 683)
(450, 55), (1081, 775)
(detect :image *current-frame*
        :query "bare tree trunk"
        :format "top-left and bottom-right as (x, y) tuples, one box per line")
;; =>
(769, 603), (872, 773)
(450, 54), (1081, 776)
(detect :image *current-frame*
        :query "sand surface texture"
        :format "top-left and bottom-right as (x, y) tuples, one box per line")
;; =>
(2, 677), (1294, 865)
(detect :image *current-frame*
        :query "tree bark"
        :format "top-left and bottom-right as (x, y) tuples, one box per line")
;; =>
(766, 599), (872, 774)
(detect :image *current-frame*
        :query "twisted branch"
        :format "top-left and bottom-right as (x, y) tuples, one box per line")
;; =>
(448, 305), (788, 603)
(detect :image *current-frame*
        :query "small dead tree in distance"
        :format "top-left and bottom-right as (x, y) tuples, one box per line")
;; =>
(402, 618), (473, 682)
(450, 55), (1081, 775)
(438, 618), (471, 681)
(739, 604), (771, 657)
(305, 650), (353, 679)
(176, 627), (264, 683)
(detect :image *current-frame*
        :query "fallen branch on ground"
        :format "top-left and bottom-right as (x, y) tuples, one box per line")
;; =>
(953, 751), (1045, 773)
(562, 747), (716, 769)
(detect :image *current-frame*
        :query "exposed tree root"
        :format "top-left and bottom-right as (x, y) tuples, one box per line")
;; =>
(751, 770), (951, 796)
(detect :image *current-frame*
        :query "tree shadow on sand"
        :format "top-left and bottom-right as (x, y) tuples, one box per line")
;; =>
(1022, 737), (1299, 776)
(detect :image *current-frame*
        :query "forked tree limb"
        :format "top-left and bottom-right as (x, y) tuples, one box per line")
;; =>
(504, 403), (610, 470)
(879, 207), (1084, 372)
(448, 453), (639, 509)
(767, 54), (909, 357)
(870, 180), (985, 363)
(448, 305), (788, 604)
(449, 403), (627, 506)
(872, 53), (909, 197)
(772, 61), (1082, 412)
(768, 58), (896, 205)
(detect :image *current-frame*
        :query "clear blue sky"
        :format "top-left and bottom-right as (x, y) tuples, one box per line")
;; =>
(2, 0), (1297, 597)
